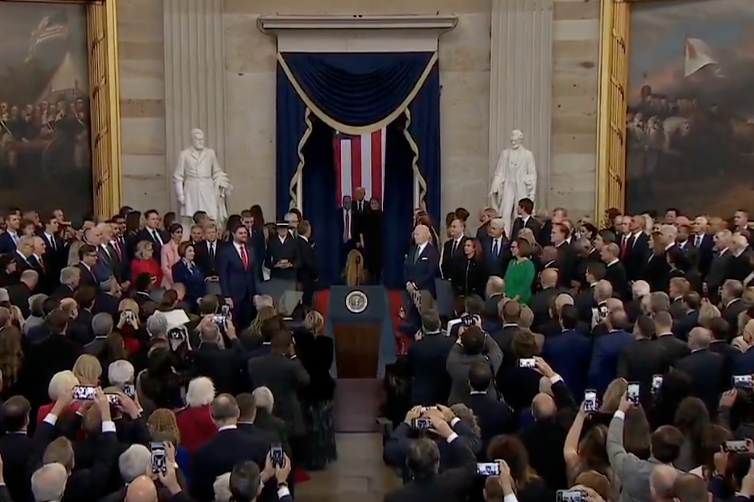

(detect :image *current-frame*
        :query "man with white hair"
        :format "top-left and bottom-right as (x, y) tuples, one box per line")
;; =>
(484, 218), (510, 278)
(8, 269), (38, 317)
(403, 224), (440, 326)
(84, 312), (113, 355)
(213, 473), (232, 502)
(674, 327), (725, 412)
(146, 312), (168, 340)
(601, 242), (629, 299)
(119, 445), (151, 484)
(108, 360), (135, 391)
(53, 266), (80, 299)
(706, 229), (733, 302)
(729, 234), (751, 282)
(721, 279), (746, 336)
(31, 463), (68, 502)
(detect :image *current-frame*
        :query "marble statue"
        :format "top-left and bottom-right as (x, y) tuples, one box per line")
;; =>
(173, 128), (233, 223)
(489, 129), (538, 235)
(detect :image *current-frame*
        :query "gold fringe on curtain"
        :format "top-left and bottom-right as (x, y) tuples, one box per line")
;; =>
(289, 107), (313, 210)
(401, 108), (427, 210)
(277, 52), (438, 135)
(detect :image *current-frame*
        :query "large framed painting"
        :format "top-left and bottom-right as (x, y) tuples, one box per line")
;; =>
(597, 0), (754, 219)
(0, 0), (121, 221)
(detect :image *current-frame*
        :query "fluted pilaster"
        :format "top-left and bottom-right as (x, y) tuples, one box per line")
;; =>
(489, 0), (553, 210)
(163, 0), (226, 208)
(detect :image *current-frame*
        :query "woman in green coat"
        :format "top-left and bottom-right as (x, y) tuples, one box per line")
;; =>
(504, 237), (536, 304)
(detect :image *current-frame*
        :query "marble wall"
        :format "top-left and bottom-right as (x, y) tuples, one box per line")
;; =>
(117, 0), (602, 225)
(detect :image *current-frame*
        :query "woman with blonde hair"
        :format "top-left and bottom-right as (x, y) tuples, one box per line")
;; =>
(343, 249), (369, 286)
(130, 240), (163, 287)
(0, 325), (24, 400)
(73, 354), (102, 386)
(294, 309), (337, 470)
(698, 302), (721, 328)
(117, 298), (143, 355)
(249, 306), (283, 338)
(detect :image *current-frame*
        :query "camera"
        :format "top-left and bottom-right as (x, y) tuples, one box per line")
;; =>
(460, 313), (475, 327)
(651, 375), (663, 396)
(221, 305), (231, 317)
(583, 390), (597, 413)
(519, 358), (536, 369)
(124, 310), (135, 322)
(412, 418), (432, 430)
(105, 394), (120, 407)
(733, 375), (753, 389)
(476, 463), (500, 476)
(627, 382), (640, 405)
(149, 442), (167, 475)
(123, 383), (136, 399)
(556, 490), (585, 502)
(72, 385), (96, 400)
(168, 327), (186, 340)
(270, 444), (284, 467)
(212, 315), (227, 327)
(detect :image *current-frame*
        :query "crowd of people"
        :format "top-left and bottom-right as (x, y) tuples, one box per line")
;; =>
(0, 196), (752, 502)
(382, 200), (754, 502)
(0, 204), (335, 502)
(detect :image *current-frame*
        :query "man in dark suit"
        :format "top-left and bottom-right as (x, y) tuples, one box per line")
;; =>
(643, 225), (676, 293)
(483, 218), (510, 278)
(722, 279), (747, 338)
(463, 363), (515, 444)
(76, 244), (100, 288)
(440, 218), (467, 280)
(542, 305), (593, 399)
(674, 327), (725, 413)
(247, 330), (310, 449)
(0, 397), (35, 502)
(190, 395), (271, 502)
(529, 268), (563, 332)
(653, 311), (690, 364)
(539, 207), (568, 247)
(692, 217), (715, 276)
(37, 214), (65, 288)
(551, 223), (577, 288)
(7, 270), (37, 318)
(265, 222), (298, 282)
(195, 222), (222, 287)
(575, 262), (605, 323)
(296, 221), (317, 307)
(601, 243), (630, 300)
(510, 197), (541, 241)
(192, 317), (243, 395)
(705, 231), (733, 303)
(406, 311), (455, 406)
(587, 310), (635, 395)
(490, 300), (523, 371)
(617, 315), (671, 406)
(131, 209), (167, 258)
(383, 410), (476, 502)
(0, 213), (21, 256)
(51, 267), (79, 300)
(337, 195), (358, 268)
(573, 238), (601, 291)
(404, 224), (440, 300)
(620, 215), (650, 282)
(218, 225), (259, 329)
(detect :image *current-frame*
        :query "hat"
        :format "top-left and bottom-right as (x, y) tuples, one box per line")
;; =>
(276, 222), (290, 229)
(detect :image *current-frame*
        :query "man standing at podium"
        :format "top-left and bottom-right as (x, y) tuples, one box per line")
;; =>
(404, 224), (440, 325)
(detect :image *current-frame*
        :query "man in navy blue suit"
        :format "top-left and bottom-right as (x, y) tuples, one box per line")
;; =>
(218, 225), (259, 329)
(403, 224), (439, 326)
(542, 304), (593, 399)
(587, 307), (634, 396)
(0, 213), (21, 256)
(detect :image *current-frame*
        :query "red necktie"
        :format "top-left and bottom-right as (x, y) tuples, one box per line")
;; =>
(240, 245), (249, 270)
(621, 237), (629, 256)
(113, 241), (122, 260)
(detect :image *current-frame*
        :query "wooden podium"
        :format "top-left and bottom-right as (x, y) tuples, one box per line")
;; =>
(327, 286), (391, 379)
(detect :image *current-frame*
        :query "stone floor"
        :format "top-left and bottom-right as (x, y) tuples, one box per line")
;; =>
(296, 433), (402, 502)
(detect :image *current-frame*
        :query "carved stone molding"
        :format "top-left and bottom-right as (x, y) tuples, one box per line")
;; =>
(489, 0), (554, 210)
(163, 0), (226, 209)
(258, 15), (458, 53)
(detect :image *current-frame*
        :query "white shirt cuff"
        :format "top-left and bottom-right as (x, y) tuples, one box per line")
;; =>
(504, 494), (518, 502)
(450, 417), (461, 427)
(43, 413), (58, 426)
(446, 432), (459, 443)
(101, 420), (116, 433)
(614, 410), (626, 421)
(549, 375), (563, 384)
(277, 486), (291, 499)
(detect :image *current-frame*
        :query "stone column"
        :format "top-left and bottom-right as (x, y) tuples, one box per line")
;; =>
(489, 0), (554, 211)
(163, 0), (226, 209)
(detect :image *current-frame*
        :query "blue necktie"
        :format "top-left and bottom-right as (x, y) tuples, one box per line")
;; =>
(492, 240), (499, 257)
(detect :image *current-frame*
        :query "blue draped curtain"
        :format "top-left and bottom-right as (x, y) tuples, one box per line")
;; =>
(275, 52), (441, 288)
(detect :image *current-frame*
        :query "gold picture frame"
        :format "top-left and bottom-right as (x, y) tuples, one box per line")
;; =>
(0, 0), (121, 217)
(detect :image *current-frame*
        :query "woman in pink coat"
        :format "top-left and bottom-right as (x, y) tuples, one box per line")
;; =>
(160, 223), (183, 288)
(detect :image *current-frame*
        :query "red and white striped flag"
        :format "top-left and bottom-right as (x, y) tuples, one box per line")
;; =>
(334, 129), (386, 207)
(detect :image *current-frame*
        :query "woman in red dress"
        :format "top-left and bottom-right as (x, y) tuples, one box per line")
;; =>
(117, 298), (143, 355)
(130, 240), (163, 287)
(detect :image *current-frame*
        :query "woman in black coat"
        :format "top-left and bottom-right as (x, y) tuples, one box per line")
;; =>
(293, 310), (337, 470)
(360, 198), (383, 283)
(667, 247), (703, 293)
(451, 238), (488, 299)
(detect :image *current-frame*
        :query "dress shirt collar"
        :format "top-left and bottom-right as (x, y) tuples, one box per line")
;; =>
(278, 234), (287, 244)
(469, 391), (487, 395)
(45, 232), (55, 241)
(522, 215), (530, 224)
(81, 262), (92, 271)
(677, 240), (688, 248)
(417, 242), (427, 256)
(218, 424), (237, 432)
(727, 298), (741, 308)
(502, 323), (519, 328)
(632, 231), (643, 239)
(719, 247), (729, 256)
(656, 332), (674, 338)
(233, 241), (245, 252)
(606, 258), (619, 267)
(300, 235), (309, 242)
(665, 242), (675, 251)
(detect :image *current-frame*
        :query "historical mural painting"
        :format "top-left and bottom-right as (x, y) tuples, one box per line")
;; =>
(0, 3), (91, 220)
(626, 0), (754, 216)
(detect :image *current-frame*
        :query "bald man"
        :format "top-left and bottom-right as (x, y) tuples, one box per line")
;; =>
(650, 465), (679, 502)
(125, 476), (158, 502)
(529, 268), (562, 331)
(588, 309), (634, 395)
(674, 327), (725, 413)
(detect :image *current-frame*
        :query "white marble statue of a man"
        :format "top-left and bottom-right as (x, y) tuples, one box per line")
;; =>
(489, 129), (538, 236)
(173, 128), (233, 223)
